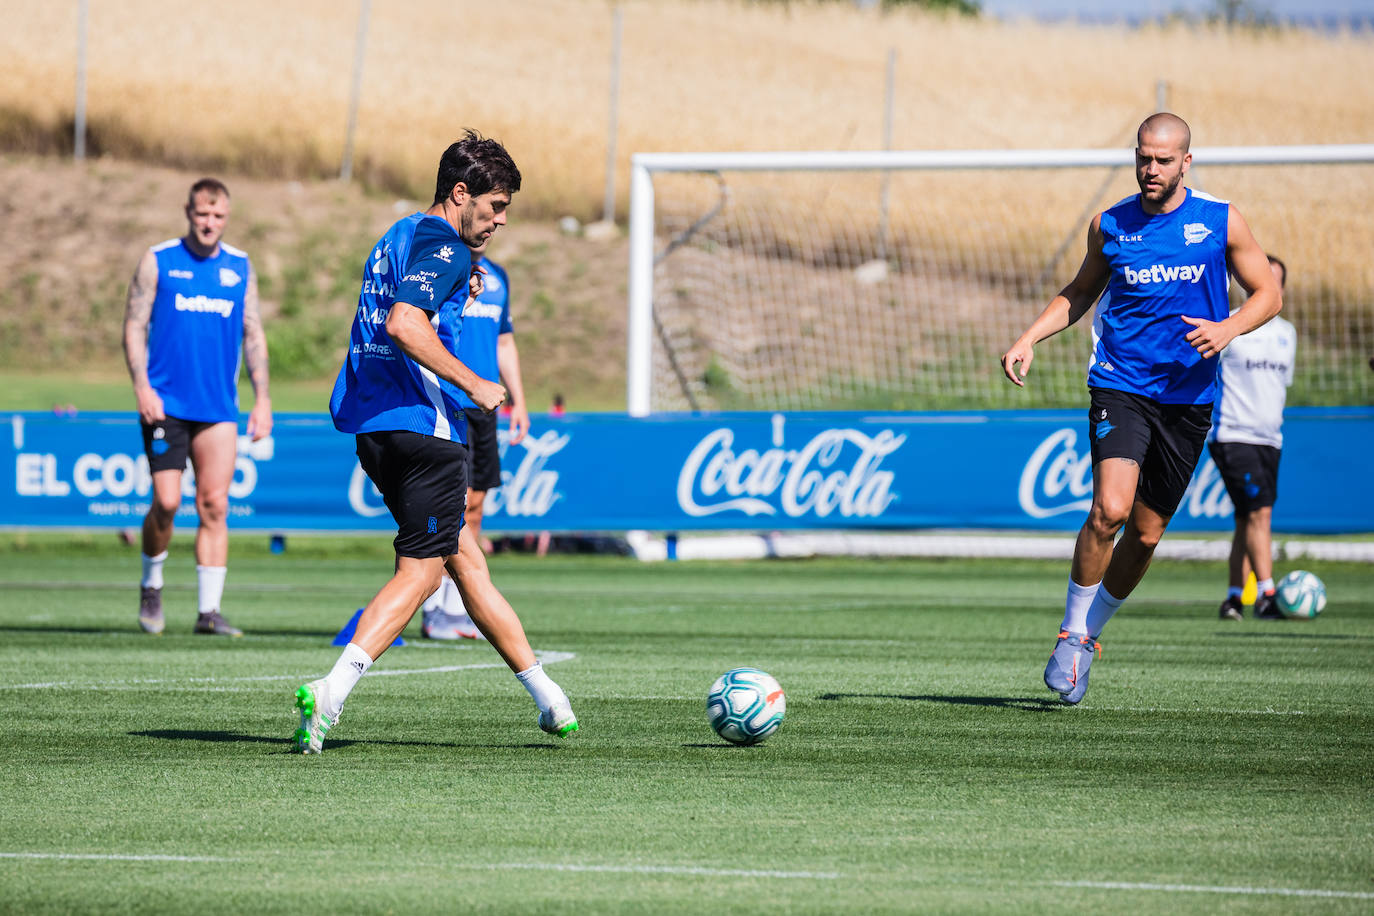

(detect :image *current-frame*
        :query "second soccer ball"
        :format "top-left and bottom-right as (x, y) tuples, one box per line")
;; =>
(1276, 570), (1327, 619)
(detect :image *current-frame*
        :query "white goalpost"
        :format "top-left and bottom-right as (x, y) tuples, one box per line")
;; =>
(626, 144), (1374, 418)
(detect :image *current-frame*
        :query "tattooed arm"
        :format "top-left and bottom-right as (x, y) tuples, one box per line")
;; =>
(122, 249), (165, 425)
(242, 263), (273, 441)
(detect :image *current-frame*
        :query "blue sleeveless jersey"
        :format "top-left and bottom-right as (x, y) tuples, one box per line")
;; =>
(1090, 189), (1231, 404)
(436, 258), (512, 409)
(146, 238), (251, 423)
(329, 213), (474, 441)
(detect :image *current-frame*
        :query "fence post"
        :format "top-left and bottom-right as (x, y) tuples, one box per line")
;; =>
(340, 0), (371, 182)
(877, 47), (896, 262)
(602, 3), (624, 224)
(74, 0), (88, 160)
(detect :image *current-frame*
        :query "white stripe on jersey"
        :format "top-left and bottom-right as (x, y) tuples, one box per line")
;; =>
(420, 310), (451, 440)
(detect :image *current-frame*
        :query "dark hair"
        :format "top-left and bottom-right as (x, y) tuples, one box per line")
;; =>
(1267, 254), (1287, 288)
(432, 130), (521, 204)
(187, 177), (230, 205)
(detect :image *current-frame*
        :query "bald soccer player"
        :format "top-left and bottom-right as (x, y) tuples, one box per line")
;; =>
(1000, 113), (1282, 704)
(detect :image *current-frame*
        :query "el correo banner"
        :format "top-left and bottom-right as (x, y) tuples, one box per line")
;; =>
(4, 409), (1371, 533)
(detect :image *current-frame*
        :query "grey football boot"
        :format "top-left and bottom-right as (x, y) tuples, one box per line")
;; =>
(1044, 630), (1100, 705)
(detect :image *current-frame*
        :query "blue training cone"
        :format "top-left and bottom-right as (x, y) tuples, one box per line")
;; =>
(332, 608), (405, 647)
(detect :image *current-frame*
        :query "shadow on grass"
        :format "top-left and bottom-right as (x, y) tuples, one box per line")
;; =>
(0, 625), (140, 636)
(0, 624), (371, 642)
(129, 729), (559, 752)
(817, 693), (1062, 711)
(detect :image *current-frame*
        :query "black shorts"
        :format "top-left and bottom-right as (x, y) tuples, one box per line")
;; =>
(1208, 441), (1281, 513)
(355, 431), (468, 559)
(464, 407), (502, 492)
(1088, 387), (1213, 518)
(141, 415), (218, 473)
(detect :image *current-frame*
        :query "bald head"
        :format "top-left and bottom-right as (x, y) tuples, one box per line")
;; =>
(1138, 112), (1191, 153)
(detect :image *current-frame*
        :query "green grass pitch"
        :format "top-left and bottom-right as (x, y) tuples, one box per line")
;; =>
(0, 534), (1371, 914)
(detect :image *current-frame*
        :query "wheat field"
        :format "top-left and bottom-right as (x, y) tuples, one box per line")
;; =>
(5, 0), (1373, 219)
(4, 1), (1373, 406)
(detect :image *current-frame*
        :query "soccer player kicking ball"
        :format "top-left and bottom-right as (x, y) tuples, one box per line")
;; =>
(1000, 113), (1281, 704)
(420, 233), (529, 641)
(293, 132), (577, 753)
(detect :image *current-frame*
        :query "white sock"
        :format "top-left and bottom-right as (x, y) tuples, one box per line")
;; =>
(1227, 586), (1243, 600)
(441, 577), (467, 615)
(1085, 585), (1125, 638)
(141, 551), (168, 590)
(423, 576), (461, 614)
(196, 565), (227, 614)
(1258, 577), (1275, 595)
(322, 643), (372, 718)
(515, 663), (567, 714)
(1060, 579), (1099, 634)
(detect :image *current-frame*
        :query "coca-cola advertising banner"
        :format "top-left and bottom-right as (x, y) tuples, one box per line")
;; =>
(5, 408), (1371, 533)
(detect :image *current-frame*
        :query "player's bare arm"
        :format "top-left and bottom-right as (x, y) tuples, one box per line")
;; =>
(122, 249), (166, 424)
(1181, 205), (1282, 359)
(496, 332), (530, 445)
(242, 265), (273, 441)
(386, 302), (507, 411)
(1002, 216), (1109, 387)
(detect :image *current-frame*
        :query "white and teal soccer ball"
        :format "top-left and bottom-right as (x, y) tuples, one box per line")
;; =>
(706, 667), (785, 746)
(1276, 570), (1327, 619)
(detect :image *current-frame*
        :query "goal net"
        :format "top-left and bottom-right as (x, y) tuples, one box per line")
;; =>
(626, 147), (1374, 415)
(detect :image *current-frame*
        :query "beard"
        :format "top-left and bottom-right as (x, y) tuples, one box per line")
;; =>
(1140, 171), (1181, 201)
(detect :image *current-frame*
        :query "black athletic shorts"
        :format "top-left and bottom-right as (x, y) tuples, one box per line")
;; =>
(355, 431), (468, 558)
(464, 407), (502, 492)
(141, 415), (218, 473)
(1088, 387), (1213, 518)
(1207, 441), (1281, 514)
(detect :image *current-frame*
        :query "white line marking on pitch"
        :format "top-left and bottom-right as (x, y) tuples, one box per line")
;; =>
(1055, 880), (1374, 900)
(0, 852), (233, 863)
(465, 862), (841, 880)
(0, 650), (574, 690)
(0, 853), (836, 880)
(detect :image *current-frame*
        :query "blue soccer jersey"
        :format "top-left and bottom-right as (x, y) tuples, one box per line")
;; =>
(146, 238), (252, 423)
(329, 213), (475, 441)
(436, 258), (512, 409)
(1090, 188), (1231, 404)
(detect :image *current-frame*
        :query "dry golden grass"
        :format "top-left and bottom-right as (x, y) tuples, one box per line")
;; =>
(4, 1), (1372, 407)
(4, 0), (1373, 219)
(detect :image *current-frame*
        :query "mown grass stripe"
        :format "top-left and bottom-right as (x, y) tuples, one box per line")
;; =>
(1056, 880), (1374, 900)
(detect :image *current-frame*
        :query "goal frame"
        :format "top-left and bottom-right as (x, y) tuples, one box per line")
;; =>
(625, 143), (1374, 416)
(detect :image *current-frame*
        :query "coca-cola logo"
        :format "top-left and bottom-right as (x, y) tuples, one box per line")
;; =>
(348, 463), (388, 517)
(1018, 427), (1233, 520)
(1017, 428), (1093, 518)
(485, 429), (569, 518)
(677, 419), (905, 519)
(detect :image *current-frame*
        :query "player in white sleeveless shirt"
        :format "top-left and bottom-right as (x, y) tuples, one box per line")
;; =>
(1209, 255), (1297, 621)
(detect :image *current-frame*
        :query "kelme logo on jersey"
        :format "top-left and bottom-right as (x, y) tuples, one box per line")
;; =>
(435, 245), (454, 263)
(1122, 263), (1207, 286)
(1183, 222), (1212, 245)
